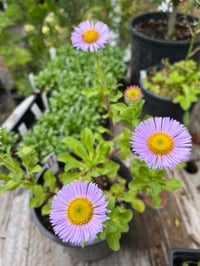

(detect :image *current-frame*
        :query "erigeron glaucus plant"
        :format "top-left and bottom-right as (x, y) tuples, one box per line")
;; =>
(0, 20), (193, 251)
(128, 116), (192, 206)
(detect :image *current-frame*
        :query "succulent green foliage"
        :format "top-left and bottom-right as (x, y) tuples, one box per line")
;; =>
(18, 44), (127, 162)
(35, 44), (127, 93)
(143, 59), (200, 111)
(129, 158), (182, 207)
(18, 94), (103, 161)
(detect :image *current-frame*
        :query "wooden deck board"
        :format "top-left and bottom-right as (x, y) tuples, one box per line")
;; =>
(1, 102), (200, 266)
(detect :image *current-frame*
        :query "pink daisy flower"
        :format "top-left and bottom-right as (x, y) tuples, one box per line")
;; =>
(71, 20), (109, 52)
(124, 85), (142, 103)
(50, 181), (109, 245)
(131, 117), (192, 169)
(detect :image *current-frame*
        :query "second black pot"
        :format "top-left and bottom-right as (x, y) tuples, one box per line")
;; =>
(169, 248), (200, 266)
(129, 12), (200, 84)
(139, 69), (187, 123)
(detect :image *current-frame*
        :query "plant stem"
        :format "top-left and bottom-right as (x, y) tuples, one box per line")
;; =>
(93, 52), (115, 139)
(167, 4), (178, 40)
(186, 17), (200, 60)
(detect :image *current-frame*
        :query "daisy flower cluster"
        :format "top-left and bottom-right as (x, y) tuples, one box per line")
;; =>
(49, 20), (192, 247)
(0, 18), (193, 254)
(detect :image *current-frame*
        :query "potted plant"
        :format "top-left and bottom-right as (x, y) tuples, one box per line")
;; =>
(139, 58), (200, 124)
(0, 20), (193, 262)
(129, 0), (200, 83)
(169, 248), (200, 266)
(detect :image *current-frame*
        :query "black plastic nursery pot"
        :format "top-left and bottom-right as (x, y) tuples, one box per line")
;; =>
(30, 206), (112, 262)
(129, 12), (200, 84)
(170, 248), (200, 266)
(30, 155), (133, 262)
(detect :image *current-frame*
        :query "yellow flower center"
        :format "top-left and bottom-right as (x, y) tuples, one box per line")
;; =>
(126, 87), (141, 100)
(82, 29), (99, 43)
(147, 132), (174, 155)
(67, 198), (93, 225)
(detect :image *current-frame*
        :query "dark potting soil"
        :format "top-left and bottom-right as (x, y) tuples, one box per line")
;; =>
(134, 16), (199, 41)
(35, 207), (55, 234)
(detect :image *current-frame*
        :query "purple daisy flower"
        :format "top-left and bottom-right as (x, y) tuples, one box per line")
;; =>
(131, 117), (192, 169)
(71, 20), (109, 52)
(50, 181), (109, 245)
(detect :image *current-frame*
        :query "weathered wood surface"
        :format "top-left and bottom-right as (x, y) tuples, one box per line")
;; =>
(1, 103), (200, 266)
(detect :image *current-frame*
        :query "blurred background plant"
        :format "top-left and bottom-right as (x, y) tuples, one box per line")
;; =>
(0, 0), (159, 97)
(0, 127), (17, 155)
(18, 43), (127, 162)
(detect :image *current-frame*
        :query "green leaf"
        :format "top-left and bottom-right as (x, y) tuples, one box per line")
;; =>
(110, 183), (123, 194)
(110, 90), (122, 102)
(103, 219), (117, 234)
(119, 223), (129, 233)
(119, 209), (133, 223)
(82, 87), (99, 97)
(124, 190), (137, 202)
(43, 170), (56, 191)
(117, 128), (132, 159)
(30, 185), (46, 208)
(151, 194), (162, 208)
(101, 160), (119, 177)
(107, 195), (116, 209)
(0, 180), (21, 195)
(95, 141), (113, 158)
(41, 199), (53, 215)
(58, 153), (82, 168)
(30, 165), (42, 174)
(62, 136), (89, 160)
(106, 232), (120, 251)
(0, 154), (22, 175)
(60, 172), (83, 184)
(131, 198), (145, 213)
(80, 128), (95, 155)
(164, 178), (182, 191)
(128, 179), (147, 191)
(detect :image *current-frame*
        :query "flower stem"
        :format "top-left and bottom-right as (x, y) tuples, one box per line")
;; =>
(93, 52), (115, 139)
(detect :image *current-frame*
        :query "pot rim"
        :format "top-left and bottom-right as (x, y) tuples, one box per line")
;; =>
(129, 11), (200, 46)
(169, 247), (200, 266)
(139, 67), (174, 103)
(30, 206), (107, 248)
